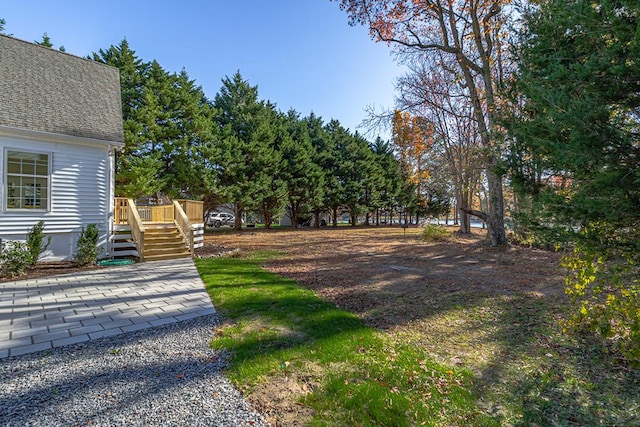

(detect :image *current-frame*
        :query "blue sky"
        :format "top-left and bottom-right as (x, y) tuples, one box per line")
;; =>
(2, 1), (403, 138)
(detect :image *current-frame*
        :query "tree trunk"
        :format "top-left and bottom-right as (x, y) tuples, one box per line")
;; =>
(485, 167), (506, 246)
(457, 190), (471, 234)
(233, 202), (243, 231)
(332, 206), (338, 227)
(313, 211), (321, 229)
(264, 211), (272, 229)
(288, 203), (298, 229)
(462, 170), (506, 247)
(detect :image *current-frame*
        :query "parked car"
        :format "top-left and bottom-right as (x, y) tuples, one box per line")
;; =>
(207, 212), (235, 228)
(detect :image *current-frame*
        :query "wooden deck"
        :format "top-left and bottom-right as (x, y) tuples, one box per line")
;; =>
(113, 198), (204, 261)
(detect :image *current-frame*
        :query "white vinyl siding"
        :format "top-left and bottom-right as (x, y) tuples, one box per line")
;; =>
(0, 132), (113, 260)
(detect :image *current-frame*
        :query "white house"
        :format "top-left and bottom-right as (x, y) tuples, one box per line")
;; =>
(0, 35), (124, 260)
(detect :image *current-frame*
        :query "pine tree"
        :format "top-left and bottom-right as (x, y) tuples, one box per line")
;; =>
(35, 33), (53, 48)
(91, 40), (154, 197)
(507, 0), (640, 361)
(92, 42), (216, 200)
(213, 72), (277, 229)
(280, 110), (325, 228)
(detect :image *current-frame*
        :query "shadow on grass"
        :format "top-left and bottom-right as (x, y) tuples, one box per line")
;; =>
(451, 293), (640, 425)
(195, 255), (494, 426)
(196, 256), (373, 362)
(197, 231), (640, 425)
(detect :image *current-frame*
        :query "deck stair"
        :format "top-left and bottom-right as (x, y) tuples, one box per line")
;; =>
(110, 226), (139, 259)
(142, 223), (191, 261)
(112, 198), (204, 262)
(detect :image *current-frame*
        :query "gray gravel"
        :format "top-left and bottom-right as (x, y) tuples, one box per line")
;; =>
(0, 314), (269, 426)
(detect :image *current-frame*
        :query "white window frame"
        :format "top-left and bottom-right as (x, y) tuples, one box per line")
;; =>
(3, 148), (52, 212)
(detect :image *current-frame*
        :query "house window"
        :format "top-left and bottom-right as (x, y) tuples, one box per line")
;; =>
(5, 150), (50, 210)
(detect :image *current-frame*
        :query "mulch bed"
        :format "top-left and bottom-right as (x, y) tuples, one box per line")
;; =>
(0, 262), (104, 283)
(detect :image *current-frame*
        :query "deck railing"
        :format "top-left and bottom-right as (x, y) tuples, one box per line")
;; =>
(127, 198), (146, 262)
(134, 205), (172, 223)
(115, 199), (203, 224)
(113, 197), (203, 260)
(174, 201), (194, 254)
(176, 200), (204, 224)
(114, 197), (129, 225)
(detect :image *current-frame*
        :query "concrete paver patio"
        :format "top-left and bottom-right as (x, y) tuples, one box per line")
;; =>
(0, 258), (215, 359)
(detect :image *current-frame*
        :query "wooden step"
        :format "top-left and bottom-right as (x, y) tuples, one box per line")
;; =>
(144, 248), (190, 259)
(144, 232), (182, 239)
(144, 243), (189, 253)
(112, 222), (192, 262)
(109, 229), (138, 258)
(111, 249), (139, 258)
(143, 252), (192, 262)
(111, 233), (133, 241)
(111, 241), (137, 249)
(142, 223), (190, 261)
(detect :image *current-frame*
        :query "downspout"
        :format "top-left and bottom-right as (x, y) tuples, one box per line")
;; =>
(106, 145), (115, 259)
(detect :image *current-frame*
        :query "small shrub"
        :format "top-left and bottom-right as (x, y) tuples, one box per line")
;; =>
(563, 245), (640, 365)
(73, 224), (100, 266)
(0, 241), (32, 278)
(26, 220), (51, 266)
(422, 224), (451, 242)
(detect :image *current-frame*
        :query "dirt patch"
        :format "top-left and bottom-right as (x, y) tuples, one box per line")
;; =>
(246, 366), (320, 427)
(194, 243), (239, 258)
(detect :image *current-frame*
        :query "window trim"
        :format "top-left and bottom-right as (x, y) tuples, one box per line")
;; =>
(3, 148), (52, 212)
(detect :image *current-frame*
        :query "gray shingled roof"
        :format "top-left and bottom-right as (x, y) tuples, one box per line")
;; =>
(0, 35), (124, 143)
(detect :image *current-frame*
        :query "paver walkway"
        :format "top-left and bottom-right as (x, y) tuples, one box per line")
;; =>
(0, 258), (215, 359)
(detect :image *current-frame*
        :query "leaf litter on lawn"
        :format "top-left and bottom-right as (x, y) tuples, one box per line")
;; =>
(202, 226), (640, 425)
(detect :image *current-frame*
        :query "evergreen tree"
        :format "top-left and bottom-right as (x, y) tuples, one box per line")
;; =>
(91, 40), (156, 197)
(507, 0), (640, 361)
(371, 137), (405, 225)
(167, 70), (217, 200)
(213, 72), (277, 230)
(324, 120), (350, 226)
(246, 101), (286, 226)
(340, 131), (376, 226)
(281, 110), (325, 228)
(255, 111), (287, 229)
(508, 0), (640, 245)
(93, 42), (216, 201)
(304, 113), (333, 227)
(35, 33), (53, 48)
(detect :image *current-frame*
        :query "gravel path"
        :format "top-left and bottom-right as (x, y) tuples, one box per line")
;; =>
(0, 314), (269, 426)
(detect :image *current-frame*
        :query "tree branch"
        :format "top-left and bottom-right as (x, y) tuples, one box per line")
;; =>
(461, 207), (488, 222)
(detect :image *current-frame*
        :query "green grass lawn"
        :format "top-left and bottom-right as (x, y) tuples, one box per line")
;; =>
(196, 252), (496, 426)
(196, 247), (640, 426)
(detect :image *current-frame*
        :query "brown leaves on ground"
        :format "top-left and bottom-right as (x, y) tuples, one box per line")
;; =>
(204, 226), (570, 424)
(204, 226), (564, 330)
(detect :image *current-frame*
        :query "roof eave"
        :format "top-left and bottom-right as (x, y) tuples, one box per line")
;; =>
(0, 125), (126, 150)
